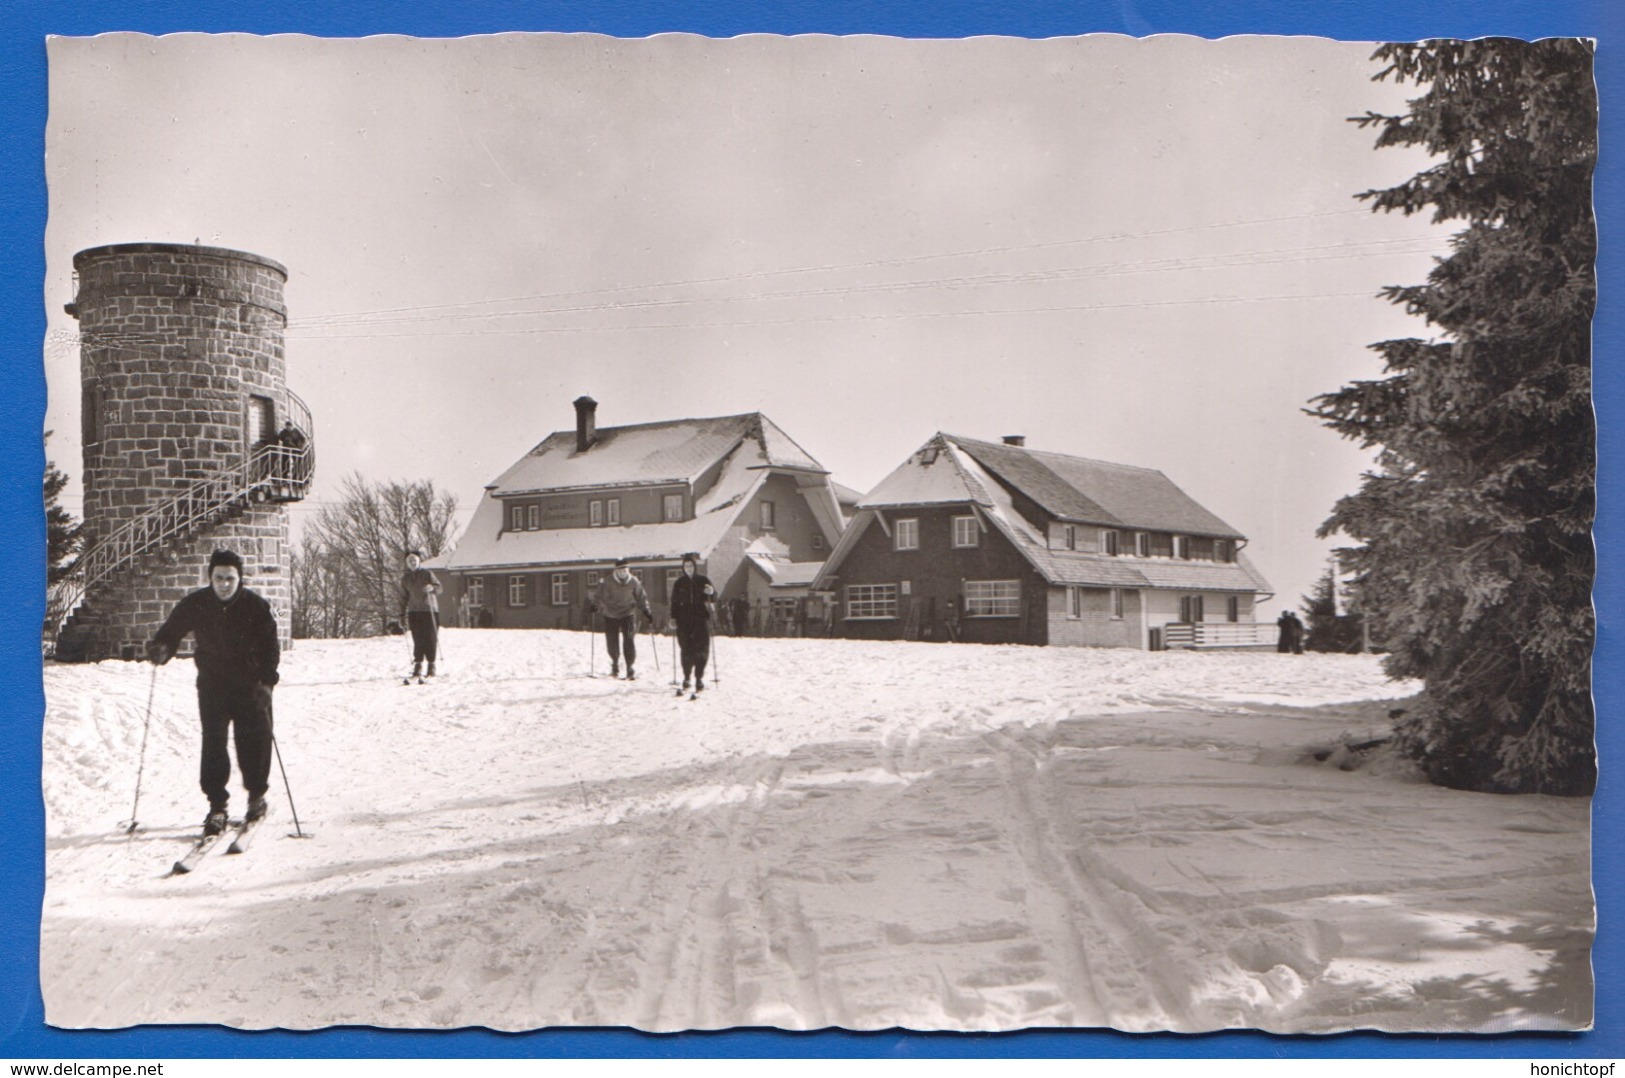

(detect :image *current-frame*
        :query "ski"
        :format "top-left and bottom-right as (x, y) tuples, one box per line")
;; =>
(226, 816), (263, 855)
(403, 674), (425, 685)
(170, 828), (229, 875)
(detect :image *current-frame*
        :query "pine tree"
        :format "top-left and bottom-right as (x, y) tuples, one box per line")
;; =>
(44, 433), (81, 585)
(1300, 565), (1363, 654)
(1308, 40), (1596, 795)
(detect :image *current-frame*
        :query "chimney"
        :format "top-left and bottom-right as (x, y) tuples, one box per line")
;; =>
(573, 395), (598, 452)
(1002, 435), (1026, 447)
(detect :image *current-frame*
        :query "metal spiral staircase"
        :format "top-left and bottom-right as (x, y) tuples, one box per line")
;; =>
(46, 395), (314, 660)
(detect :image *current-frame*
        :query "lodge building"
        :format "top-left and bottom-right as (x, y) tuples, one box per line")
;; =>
(438, 397), (845, 630)
(810, 433), (1273, 649)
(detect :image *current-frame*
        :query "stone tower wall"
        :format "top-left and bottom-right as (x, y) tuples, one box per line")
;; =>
(70, 243), (295, 659)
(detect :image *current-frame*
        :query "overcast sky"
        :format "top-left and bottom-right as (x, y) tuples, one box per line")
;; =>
(44, 32), (1451, 615)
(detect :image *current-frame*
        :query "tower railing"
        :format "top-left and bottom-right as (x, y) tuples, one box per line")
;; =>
(44, 437), (313, 655)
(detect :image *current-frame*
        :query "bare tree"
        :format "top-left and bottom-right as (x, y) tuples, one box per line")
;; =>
(298, 473), (458, 637)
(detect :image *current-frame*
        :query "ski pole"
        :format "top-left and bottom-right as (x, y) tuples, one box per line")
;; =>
(670, 632), (677, 686)
(589, 611), (596, 677)
(649, 619), (662, 674)
(712, 629), (721, 685)
(272, 735), (312, 839)
(124, 663), (158, 835)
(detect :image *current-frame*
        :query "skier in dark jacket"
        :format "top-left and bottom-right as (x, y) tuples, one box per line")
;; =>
(400, 550), (441, 678)
(668, 552), (716, 693)
(148, 548), (280, 837)
(587, 558), (652, 679)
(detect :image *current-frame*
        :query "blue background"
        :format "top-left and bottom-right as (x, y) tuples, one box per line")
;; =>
(3, 0), (1619, 1061)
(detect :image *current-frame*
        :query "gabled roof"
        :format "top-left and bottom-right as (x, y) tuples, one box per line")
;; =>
(859, 436), (995, 510)
(490, 412), (825, 497)
(814, 434), (1269, 595)
(946, 435), (1243, 539)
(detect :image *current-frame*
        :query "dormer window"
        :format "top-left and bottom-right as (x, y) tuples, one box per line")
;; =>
(527, 504), (540, 530)
(663, 493), (684, 522)
(590, 500), (603, 527)
(761, 500), (776, 530)
(510, 505), (524, 532)
(1101, 529), (1120, 556)
(606, 498), (620, 526)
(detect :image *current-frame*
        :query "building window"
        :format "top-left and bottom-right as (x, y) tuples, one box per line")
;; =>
(1189, 536), (1215, 561)
(467, 577), (484, 606)
(1227, 595), (1240, 622)
(1064, 524), (1077, 551)
(665, 568), (681, 602)
(663, 493), (684, 522)
(606, 499), (621, 526)
(1217, 539), (1235, 563)
(590, 500), (603, 527)
(812, 534), (824, 551)
(586, 571), (601, 588)
(1174, 535), (1190, 560)
(1067, 587), (1081, 619)
(761, 500), (776, 530)
(1112, 588), (1125, 620)
(551, 574), (569, 606)
(771, 597), (799, 622)
(964, 580), (1020, 617)
(511, 506), (524, 532)
(894, 518), (919, 551)
(845, 583), (898, 620)
(508, 576), (529, 607)
(1135, 532), (1149, 557)
(952, 516), (979, 548)
(527, 504), (540, 530)
(1101, 529), (1120, 556)
(1180, 595), (1205, 623)
(1147, 532), (1173, 558)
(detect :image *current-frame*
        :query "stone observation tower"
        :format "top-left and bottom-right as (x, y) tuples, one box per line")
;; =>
(51, 243), (314, 661)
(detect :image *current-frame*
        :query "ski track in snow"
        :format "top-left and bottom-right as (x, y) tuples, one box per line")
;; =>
(40, 630), (1592, 1033)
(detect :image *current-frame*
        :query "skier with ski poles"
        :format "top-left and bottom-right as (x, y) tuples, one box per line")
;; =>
(400, 550), (442, 680)
(586, 557), (653, 680)
(146, 548), (280, 838)
(668, 552), (716, 697)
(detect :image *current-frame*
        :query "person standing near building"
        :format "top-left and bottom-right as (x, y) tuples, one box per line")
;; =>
(400, 550), (441, 679)
(588, 557), (652, 680)
(147, 549), (280, 836)
(668, 552), (716, 695)
(1277, 609), (1295, 654)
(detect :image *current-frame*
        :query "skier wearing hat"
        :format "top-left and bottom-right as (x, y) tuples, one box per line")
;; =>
(668, 552), (716, 694)
(400, 550), (442, 679)
(587, 557), (653, 679)
(147, 548), (280, 837)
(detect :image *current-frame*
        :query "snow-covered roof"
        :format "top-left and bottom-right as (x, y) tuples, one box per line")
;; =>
(947, 434), (1244, 538)
(745, 550), (826, 588)
(859, 437), (996, 509)
(449, 440), (770, 571)
(830, 481), (865, 508)
(490, 412), (825, 497)
(449, 410), (840, 573)
(447, 490), (749, 571)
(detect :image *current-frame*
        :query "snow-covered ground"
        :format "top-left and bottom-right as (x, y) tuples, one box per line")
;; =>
(40, 630), (1592, 1034)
